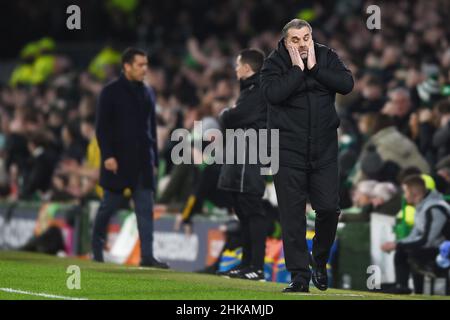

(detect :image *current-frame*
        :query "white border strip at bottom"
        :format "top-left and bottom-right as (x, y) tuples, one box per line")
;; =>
(0, 288), (88, 300)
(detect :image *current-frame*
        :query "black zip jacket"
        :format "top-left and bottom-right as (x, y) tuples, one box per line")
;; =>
(217, 72), (267, 196)
(260, 39), (354, 169)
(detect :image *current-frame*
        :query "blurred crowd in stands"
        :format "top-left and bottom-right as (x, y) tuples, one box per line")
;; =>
(0, 0), (449, 233)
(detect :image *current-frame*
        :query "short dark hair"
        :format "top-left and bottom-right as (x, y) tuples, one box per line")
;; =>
(238, 49), (265, 73)
(282, 19), (312, 38)
(397, 166), (422, 184)
(402, 175), (426, 194)
(122, 47), (147, 67)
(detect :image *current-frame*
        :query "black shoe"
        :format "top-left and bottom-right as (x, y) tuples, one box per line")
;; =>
(220, 265), (250, 278)
(140, 258), (170, 269)
(312, 265), (328, 291)
(282, 281), (310, 293)
(216, 265), (245, 278)
(238, 268), (265, 281)
(310, 255), (328, 291)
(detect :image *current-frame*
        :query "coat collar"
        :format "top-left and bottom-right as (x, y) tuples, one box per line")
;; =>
(118, 73), (147, 107)
(276, 38), (292, 67)
(119, 73), (144, 89)
(240, 72), (259, 90)
(416, 189), (444, 212)
(118, 73), (156, 112)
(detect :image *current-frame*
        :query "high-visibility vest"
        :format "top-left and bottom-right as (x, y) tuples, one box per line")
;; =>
(395, 174), (436, 239)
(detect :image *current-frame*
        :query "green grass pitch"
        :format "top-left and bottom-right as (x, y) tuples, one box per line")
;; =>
(0, 251), (448, 300)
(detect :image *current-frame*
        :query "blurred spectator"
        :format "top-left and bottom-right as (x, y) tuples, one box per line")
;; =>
(347, 75), (386, 114)
(47, 173), (73, 202)
(394, 167), (439, 241)
(340, 180), (377, 223)
(408, 107), (436, 166)
(352, 113), (430, 185)
(88, 47), (122, 82)
(20, 131), (58, 200)
(432, 99), (450, 161)
(352, 180), (377, 209)
(381, 175), (450, 294)
(371, 182), (401, 217)
(436, 156), (450, 195)
(381, 88), (413, 135)
(60, 122), (86, 164)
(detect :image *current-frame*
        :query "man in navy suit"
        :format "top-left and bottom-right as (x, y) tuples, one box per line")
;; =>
(93, 47), (168, 268)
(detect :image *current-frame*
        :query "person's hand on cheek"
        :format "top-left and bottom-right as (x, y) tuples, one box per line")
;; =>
(306, 39), (316, 70)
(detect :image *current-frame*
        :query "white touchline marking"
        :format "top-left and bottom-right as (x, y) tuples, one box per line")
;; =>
(0, 288), (88, 300)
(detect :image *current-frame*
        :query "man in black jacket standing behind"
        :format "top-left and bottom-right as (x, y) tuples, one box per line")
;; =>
(93, 48), (168, 269)
(261, 19), (354, 292)
(217, 49), (268, 281)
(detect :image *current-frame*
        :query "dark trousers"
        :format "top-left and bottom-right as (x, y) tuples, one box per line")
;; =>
(232, 192), (268, 270)
(92, 175), (155, 263)
(394, 246), (439, 294)
(273, 162), (340, 283)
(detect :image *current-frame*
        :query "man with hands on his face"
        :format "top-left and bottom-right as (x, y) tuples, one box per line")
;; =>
(260, 19), (354, 293)
(285, 34), (316, 72)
